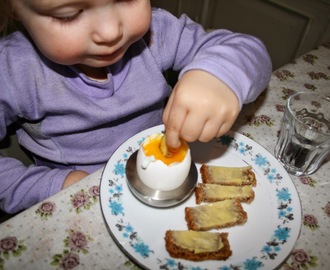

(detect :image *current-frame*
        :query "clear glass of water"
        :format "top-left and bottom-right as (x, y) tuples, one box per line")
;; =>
(274, 92), (330, 176)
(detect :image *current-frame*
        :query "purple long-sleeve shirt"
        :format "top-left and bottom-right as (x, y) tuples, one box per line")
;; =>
(0, 8), (272, 213)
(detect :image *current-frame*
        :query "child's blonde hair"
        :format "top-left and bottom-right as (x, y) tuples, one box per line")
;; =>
(0, 0), (18, 36)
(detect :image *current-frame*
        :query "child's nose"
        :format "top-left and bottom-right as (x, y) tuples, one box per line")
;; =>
(91, 9), (123, 45)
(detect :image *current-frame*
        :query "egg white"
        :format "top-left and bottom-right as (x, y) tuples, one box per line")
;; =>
(136, 145), (191, 191)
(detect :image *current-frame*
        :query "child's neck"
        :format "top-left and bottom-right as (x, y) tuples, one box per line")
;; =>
(75, 64), (107, 81)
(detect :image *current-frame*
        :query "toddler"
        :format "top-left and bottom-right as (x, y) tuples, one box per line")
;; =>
(0, 0), (272, 213)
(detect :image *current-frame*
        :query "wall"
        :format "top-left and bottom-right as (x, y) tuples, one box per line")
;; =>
(152, 0), (330, 70)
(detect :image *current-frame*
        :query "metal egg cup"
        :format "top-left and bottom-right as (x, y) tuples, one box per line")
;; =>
(125, 151), (198, 208)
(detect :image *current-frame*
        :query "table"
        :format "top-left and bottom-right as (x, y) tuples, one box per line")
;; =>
(1, 43), (329, 270)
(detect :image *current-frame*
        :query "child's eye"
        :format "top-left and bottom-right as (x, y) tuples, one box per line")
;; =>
(53, 10), (83, 23)
(117, 0), (138, 4)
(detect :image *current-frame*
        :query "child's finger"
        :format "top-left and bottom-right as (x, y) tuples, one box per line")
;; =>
(163, 96), (187, 149)
(178, 112), (206, 142)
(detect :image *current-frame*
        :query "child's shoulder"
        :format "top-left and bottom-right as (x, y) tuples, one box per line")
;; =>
(0, 31), (34, 51)
(0, 32), (50, 89)
(151, 7), (184, 23)
(0, 31), (43, 68)
(0, 31), (41, 67)
(150, 7), (194, 35)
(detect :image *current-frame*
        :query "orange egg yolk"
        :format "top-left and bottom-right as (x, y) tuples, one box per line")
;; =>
(142, 136), (188, 165)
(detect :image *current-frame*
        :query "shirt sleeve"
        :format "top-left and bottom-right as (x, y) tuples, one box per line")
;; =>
(0, 37), (72, 214)
(0, 154), (72, 214)
(149, 8), (272, 108)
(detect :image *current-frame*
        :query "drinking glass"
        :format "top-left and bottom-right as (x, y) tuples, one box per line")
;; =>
(274, 92), (330, 176)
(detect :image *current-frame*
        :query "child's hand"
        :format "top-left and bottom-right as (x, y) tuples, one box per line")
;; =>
(163, 70), (240, 149)
(62, 170), (89, 189)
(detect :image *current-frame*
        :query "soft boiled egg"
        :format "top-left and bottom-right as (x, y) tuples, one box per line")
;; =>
(136, 133), (191, 191)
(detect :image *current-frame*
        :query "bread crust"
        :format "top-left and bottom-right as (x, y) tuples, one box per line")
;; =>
(195, 183), (255, 204)
(185, 199), (247, 231)
(165, 230), (232, 261)
(164, 164), (256, 262)
(200, 164), (256, 186)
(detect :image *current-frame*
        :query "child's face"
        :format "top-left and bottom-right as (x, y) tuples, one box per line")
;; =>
(11, 0), (151, 69)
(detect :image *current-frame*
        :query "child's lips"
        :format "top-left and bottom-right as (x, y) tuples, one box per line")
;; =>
(95, 48), (122, 60)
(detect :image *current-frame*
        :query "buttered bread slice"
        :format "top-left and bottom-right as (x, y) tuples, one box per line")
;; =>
(200, 164), (256, 186)
(195, 183), (255, 204)
(185, 199), (247, 231)
(165, 230), (232, 261)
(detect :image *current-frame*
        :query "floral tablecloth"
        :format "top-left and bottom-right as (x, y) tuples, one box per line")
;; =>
(1, 43), (329, 270)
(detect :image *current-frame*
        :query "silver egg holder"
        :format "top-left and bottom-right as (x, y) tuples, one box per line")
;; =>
(125, 150), (198, 208)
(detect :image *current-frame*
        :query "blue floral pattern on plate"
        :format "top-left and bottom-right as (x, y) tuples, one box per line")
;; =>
(100, 125), (301, 270)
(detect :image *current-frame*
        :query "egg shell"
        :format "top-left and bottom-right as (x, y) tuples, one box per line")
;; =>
(136, 146), (191, 191)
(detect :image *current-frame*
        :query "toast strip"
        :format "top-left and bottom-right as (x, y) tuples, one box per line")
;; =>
(185, 199), (247, 231)
(200, 164), (256, 186)
(165, 230), (232, 261)
(195, 183), (255, 204)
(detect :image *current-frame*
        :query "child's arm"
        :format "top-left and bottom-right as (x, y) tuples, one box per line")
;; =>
(62, 170), (89, 188)
(151, 9), (272, 148)
(163, 70), (239, 148)
(0, 155), (81, 214)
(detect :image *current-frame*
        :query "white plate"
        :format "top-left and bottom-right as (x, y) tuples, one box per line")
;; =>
(100, 125), (302, 270)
